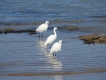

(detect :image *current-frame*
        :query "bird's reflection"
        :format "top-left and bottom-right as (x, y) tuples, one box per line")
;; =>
(37, 39), (63, 80)
(44, 50), (62, 70)
(44, 50), (63, 80)
(54, 75), (62, 80)
(38, 39), (45, 49)
(38, 40), (62, 69)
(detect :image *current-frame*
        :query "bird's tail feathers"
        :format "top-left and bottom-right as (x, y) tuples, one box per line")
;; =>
(44, 42), (47, 46)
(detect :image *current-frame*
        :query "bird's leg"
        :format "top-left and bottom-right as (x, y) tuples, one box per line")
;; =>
(53, 53), (54, 56)
(54, 53), (56, 56)
(38, 33), (41, 41)
(39, 33), (40, 37)
(53, 53), (56, 56)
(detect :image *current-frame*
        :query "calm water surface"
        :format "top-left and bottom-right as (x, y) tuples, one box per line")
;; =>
(0, 0), (106, 80)
(0, 29), (106, 80)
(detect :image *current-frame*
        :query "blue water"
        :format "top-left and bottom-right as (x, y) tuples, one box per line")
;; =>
(0, 0), (106, 27)
(0, 0), (106, 80)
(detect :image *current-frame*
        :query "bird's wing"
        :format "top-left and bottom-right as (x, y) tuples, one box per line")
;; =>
(44, 35), (55, 46)
(58, 43), (61, 51)
(50, 42), (59, 53)
(36, 23), (45, 32)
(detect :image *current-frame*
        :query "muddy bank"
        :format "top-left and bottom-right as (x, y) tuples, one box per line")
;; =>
(57, 25), (106, 44)
(79, 34), (106, 44)
(0, 25), (105, 34)
(0, 25), (79, 34)
(0, 28), (36, 34)
(0, 26), (106, 44)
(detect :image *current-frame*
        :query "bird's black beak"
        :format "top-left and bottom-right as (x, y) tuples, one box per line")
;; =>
(63, 41), (66, 44)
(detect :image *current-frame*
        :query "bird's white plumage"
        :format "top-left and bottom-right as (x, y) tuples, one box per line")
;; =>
(36, 21), (49, 34)
(44, 27), (58, 47)
(44, 35), (55, 45)
(50, 40), (62, 55)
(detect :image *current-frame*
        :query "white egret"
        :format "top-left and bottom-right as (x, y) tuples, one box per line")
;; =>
(50, 40), (62, 56)
(36, 21), (49, 37)
(44, 27), (58, 49)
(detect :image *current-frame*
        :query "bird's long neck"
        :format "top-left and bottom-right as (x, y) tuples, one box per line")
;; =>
(54, 29), (57, 39)
(45, 23), (48, 28)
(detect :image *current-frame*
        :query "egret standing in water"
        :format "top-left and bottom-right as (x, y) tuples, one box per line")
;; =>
(44, 27), (58, 49)
(36, 21), (49, 37)
(50, 40), (62, 56)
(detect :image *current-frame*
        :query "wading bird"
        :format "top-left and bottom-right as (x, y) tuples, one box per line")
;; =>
(50, 40), (62, 56)
(36, 21), (49, 37)
(44, 27), (58, 50)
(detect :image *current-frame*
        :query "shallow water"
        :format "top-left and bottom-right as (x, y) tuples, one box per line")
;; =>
(0, 0), (106, 80)
(0, 29), (106, 80)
